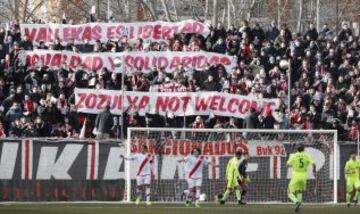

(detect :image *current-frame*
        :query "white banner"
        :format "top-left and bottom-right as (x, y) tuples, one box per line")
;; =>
(20, 20), (210, 45)
(25, 50), (237, 73)
(74, 88), (280, 119)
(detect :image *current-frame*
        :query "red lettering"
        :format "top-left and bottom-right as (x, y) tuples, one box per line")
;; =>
(162, 141), (171, 155)
(75, 93), (87, 109)
(152, 25), (162, 40)
(51, 53), (62, 67)
(180, 22), (192, 33)
(162, 25), (171, 39)
(124, 56), (134, 68)
(92, 25), (102, 40)
(116, 26), (126, 38)
(179, 141), (191, 156)
(181, 56), (192, 68)
(142, 25), (153, 39)
(219, 96), (227, 112)
(82, 26), (92, 41)
(108, 57), (116, 70)
(172, 140), (178, 156)
(63, 27), (72, 41)
(195, 96), (212, 111)
(83, 56), (92, 70)
(191, 21), (205, 33)
(126, 95), (139, 107)
(180, 96), (191, 112)
(168, 97), (180, 112)
(72, 26), (83, 41)
(158, 56), (169, 69)
(208, 56), (220, 65)
(137, 96), (150, 111)
(209, 95), (220, 111)
(92, 56), (103, 71)
(36, 27), (47, 43)
(196, 55), (206, 68)
(214, 142), (226, 155)
(85, 93), (97, 109)
(238, 99), (251, 114)
(155, 96), (169, 112)
(69, 55), (82, 68)
(134, 57), (145, 69)
(169, 56), (180, 69)
(257, 146), (262, 156)
(220, 57), (231, 65)
(96, 94), (107, 109)
(107, 26), (116, 40)
(203, 143), (213, 155)
(158, 57), (169, 70)
(227, 98), (238, 113)
(23, 27), (37, 42)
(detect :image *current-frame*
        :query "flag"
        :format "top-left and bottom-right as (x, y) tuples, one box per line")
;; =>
(91, 5), (96, 15)
(79, 118), (87, 139)
(107, 10), (113, 22)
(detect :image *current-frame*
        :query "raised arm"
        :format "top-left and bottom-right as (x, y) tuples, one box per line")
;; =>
(177, 157), (186, 163)
(205, 158), (219, 167)
(312, 163), (316, 177)
(120, 154), (134, 161)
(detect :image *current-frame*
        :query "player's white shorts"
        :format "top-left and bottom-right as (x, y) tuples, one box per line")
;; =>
(136, 175), (151, 186)
(187, 178), (202, 189)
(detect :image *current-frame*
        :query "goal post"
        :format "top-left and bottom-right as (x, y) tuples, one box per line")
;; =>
(126, 128), (338, 204)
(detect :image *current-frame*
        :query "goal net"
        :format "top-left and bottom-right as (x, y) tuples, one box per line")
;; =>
(125, 128), (338, 204)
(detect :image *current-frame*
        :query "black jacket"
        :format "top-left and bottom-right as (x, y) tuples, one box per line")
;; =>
(243, 112), (260, 129)
(95, 109), (113, 134)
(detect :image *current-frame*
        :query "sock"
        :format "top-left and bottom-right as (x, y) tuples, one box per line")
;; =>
(355, 191), (360, 201)
(222, 189), (230, 201)
(184, 189), (189, 199)
(187, 191), (194, 202)
(297, 193), (302, 202)
(136, 189), (141, 200)
(195, 189), (201, 203)
(288, 192), (298, 203)
(241, 190), (247, 200)
(146, 187), (150, 202)
(346, 193), (351, 203)
(235, 190), (241, 201)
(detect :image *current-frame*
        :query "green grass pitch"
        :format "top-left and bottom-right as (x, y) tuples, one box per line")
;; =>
(0, 203), (360, 214)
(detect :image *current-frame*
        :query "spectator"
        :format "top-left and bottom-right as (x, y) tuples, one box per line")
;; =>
(243, 108), (260, 129)
(94, 105), (113, 139)
(338, 23), (352, 42)
(0, 18), (359, 142)
(332, 120), (347, 141)
(212, 38), (226, 54)
(261, 109), (275, 129)
(348, 120), (359, 141)
(6, 102), (22, 125)
(202, 75), (220, 91)
(266, 21), (280, 42)
(0, 122), (6, 138)
(304, 23), (318, 41)
(22, 122), (38, 137)
(192, 116), (205, 129)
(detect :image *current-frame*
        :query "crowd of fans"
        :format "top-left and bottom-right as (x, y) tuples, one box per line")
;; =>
(0, 18), (359, 141)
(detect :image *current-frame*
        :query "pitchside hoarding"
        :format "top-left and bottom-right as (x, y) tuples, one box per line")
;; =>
(0, 139), (354, 201)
